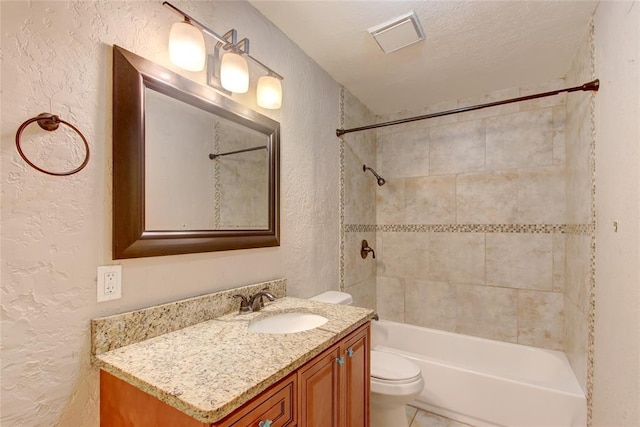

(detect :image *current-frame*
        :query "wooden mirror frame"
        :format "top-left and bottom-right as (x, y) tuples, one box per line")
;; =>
(112, 45), (280, 259)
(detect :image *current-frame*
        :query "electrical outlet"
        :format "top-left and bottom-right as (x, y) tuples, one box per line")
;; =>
(97, 265), (122, 302)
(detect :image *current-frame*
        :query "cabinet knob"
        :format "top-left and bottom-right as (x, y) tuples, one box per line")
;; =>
(346, 347), (354, 358)
(336, 356), (345, 366)
(258, 420), (273, 427)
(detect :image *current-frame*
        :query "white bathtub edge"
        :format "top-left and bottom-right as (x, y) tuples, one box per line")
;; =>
(373, 320), (587, 427)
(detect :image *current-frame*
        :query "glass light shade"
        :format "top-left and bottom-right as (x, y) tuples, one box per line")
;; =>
(169, 21), (206, 72)
(257, 75), (282, 109)
(220, 52), (249, 93)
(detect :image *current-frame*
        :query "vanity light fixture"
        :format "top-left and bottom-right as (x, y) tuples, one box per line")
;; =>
(168, 19), (206, 71)
(163, 1), (283, 108)
(220, 51), (249, 93)
(257, 74), (282, 109)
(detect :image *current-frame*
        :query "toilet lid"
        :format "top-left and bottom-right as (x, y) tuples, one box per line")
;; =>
(371, 350), (421, 381)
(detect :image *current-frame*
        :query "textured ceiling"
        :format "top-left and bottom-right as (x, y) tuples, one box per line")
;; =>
(250, 1), (598, 115)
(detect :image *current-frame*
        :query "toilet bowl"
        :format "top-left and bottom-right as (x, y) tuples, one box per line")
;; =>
(311, 291), (425, 427)
(370, 350), (424, 427)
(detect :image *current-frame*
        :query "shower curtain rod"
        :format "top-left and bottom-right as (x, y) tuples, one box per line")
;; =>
(336, 79), (599, 137)
(208, 145), (267, 159)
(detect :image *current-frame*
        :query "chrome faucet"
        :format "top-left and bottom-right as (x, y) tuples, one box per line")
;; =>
(233, 290), (276, 314)
(249, 290), (276, 312)
(233, 294), (252, 314)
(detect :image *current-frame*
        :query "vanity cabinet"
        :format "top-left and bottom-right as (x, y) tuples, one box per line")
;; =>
(101, 370), (296, 427)
(100, 322), (369, 427)
(298, 323), (370, 427)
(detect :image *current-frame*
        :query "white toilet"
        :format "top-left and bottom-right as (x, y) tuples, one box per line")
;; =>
(311, 291), (425, 427)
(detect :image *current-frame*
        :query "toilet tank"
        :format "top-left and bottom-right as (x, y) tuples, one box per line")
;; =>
(310, 291), (353, 305)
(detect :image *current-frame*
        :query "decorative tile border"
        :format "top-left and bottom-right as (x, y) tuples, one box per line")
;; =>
(345, 224), (377, 233)
(339, 85), (346, 292)
(564, 224), (595, 235)
(345, 223), (593, 234)
(213, 122), (221, 228)
(586, 18), (597, 427)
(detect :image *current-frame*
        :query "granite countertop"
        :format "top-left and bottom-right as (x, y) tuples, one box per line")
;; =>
(93, 296), (374, 423)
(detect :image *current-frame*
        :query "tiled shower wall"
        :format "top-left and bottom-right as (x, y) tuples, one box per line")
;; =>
(372, 82), (568, 350)
(564, 24), (596, 397)
(341, 88), (378, 309)
(340, 47), (593, 361)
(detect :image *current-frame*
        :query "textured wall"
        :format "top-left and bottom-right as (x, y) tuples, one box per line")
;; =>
(592, 2), (640, 425)
(0, 1), (340, 425)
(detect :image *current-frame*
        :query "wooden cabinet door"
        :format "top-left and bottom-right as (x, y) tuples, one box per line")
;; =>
(298, 322), (371, 427)
(342, 325), (370, 427)
(213, 373), (296, 427)
(297, 344), (342, 427)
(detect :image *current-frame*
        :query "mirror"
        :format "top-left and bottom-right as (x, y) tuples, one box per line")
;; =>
(144, 88), (270, 231)
(112, 45), (279, 259)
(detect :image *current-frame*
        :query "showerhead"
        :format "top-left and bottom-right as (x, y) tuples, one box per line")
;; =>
(363, 165), (386, 186)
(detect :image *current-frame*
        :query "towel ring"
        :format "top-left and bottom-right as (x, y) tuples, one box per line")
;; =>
(15, 113), (90, 176)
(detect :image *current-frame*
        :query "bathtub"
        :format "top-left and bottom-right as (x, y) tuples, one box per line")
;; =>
(372, 320), (586, 427)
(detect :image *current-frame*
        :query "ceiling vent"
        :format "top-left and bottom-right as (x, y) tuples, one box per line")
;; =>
(368, 11), (425, 54)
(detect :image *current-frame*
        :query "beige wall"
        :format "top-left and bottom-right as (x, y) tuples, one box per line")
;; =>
(0, 1), (341, 425)
(593, 2), (640, 425)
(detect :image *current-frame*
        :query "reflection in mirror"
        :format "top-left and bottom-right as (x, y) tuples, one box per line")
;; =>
(112, 45), (279, 259)
(145, 88), (269, 231)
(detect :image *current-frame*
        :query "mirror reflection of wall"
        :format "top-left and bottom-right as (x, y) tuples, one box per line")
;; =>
(145, 88), (269, 231)
(214, 120), (269, 230)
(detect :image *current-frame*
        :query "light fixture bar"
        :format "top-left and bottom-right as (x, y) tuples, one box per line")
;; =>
(162, 1), (283, 80)
(163, 1), (228, 45)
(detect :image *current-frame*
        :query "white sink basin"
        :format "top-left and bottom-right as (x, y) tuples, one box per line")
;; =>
(249, 312), (328, 334)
